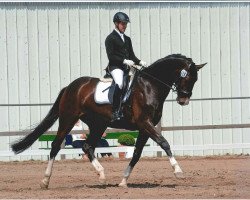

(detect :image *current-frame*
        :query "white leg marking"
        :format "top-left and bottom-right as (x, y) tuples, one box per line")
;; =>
(119, 165), (133, 187)
(169, 156), (177, 167)
(40, 158), (54, 189)
(45, 159), (54, 177)
(169, 156), (184, 178)
(91, 158), (106, 184)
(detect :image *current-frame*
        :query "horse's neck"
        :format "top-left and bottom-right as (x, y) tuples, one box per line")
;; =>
(155, 83), (171, 103)
(142, 61), (175, 100)
(144, 60), (176, 83)
(137, 75), (171, 103)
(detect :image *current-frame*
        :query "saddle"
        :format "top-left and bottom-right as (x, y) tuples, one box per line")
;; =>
(94, 67), (138, 105)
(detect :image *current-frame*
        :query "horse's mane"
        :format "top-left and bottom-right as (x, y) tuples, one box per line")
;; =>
(165, 54), (193, 63)
(145, 54), (194, 70)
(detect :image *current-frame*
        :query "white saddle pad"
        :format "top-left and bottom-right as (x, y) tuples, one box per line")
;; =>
(94, 79), (133, 104)
(94, 81), (113, 104)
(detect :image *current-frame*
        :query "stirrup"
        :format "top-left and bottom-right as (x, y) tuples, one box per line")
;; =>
(111, 111), (123, 122)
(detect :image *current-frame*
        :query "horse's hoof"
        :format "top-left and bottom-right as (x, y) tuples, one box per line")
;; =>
(40, 181), (49, 189)
(99, 178), (107, 185)
(174, 172), (185, 179)
(118, 182), (128, 188)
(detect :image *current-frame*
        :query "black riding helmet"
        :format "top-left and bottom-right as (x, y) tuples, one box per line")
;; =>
(113, 12), (130, 23)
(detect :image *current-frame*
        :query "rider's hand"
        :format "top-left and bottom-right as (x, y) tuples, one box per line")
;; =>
(133, 65), (143, 70)
(139, 60), (147, 67)
(123, 59), (135, 67)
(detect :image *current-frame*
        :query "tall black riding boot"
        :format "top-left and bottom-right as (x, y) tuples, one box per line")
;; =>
(111, 84), (123, 122)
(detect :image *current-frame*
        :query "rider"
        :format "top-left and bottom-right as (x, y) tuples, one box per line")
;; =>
(105, 12), (147, 122)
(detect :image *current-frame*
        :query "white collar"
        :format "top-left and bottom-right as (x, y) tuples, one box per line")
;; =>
(114, 29), (125, 41)
(115, 28), (124, 36)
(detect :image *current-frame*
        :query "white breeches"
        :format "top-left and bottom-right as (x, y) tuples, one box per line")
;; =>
(110, 68), (124, 89)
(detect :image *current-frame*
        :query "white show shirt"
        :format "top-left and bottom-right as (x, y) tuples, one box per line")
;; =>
(114, 28), (125, 42)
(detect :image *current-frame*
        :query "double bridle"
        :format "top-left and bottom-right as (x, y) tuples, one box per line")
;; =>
(132, 64), (192, 96)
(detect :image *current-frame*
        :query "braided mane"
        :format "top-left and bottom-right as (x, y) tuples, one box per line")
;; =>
(165, 54), (193, 63)
(147, 54), (194, 69)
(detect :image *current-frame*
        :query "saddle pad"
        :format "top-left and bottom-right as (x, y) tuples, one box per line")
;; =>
(94, 81), (114, 104)
(94, 79), (133, 104)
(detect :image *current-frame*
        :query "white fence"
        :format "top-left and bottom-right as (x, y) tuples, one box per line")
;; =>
(1, 123), (250, 161)
(0, 2), (250, 161)
(1, 143), (250, 158)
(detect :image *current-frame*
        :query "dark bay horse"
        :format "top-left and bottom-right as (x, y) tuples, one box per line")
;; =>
(11, 54), (206, 188)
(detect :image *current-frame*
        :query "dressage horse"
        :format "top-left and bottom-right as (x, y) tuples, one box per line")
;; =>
(11, 54), (206, 188)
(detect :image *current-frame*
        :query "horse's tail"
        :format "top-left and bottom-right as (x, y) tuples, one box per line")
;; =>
(11, 87), (66, 154)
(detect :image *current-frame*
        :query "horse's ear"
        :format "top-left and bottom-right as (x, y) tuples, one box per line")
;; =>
(195, 63), (207, 71)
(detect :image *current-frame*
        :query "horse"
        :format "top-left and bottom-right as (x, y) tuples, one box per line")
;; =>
(11, 54), (206, 188)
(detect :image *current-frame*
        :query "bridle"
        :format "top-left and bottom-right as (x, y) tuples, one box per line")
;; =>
(135, 66), (177, 92)
(172, 67), (193, 97)
(132, 63), (193, 96)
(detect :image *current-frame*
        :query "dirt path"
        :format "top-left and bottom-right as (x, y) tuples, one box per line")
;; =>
(0, 155), (249, 199)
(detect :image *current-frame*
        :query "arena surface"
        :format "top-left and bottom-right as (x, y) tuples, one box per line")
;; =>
(0, 155), (249, 199)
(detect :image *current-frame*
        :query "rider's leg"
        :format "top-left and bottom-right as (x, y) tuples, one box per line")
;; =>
(110, 68), (124, 121)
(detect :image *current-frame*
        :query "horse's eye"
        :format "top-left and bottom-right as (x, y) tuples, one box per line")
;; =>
(180, 69), (188, 78)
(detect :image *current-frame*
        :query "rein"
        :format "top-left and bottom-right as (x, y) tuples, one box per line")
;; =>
(131, 65), (178, 93)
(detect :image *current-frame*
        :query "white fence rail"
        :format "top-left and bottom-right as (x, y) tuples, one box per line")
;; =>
(1, 123), (250, 160)
(1, 143), (250, 158)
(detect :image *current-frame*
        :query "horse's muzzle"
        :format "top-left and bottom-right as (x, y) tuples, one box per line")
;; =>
(176, 97), (190, 106)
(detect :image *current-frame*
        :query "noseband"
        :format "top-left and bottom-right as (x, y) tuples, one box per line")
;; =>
(173, 82), (192, 97)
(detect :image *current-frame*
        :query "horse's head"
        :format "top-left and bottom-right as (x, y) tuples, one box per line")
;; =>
(141, 54), (207, 106)
(174, 62), (206, 106)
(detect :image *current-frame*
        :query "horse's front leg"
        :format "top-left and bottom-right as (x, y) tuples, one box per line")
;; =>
(119, 132), (149, 187)
(142, 121), (184, 178)
(40, 158), (55, 189)
(82, 142), (106, 185)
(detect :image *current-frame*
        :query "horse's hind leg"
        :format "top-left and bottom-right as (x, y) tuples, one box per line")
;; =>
(119, 131), (149, 187)
(82, 121), (107, 185)
(40, 115), (78, 189)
